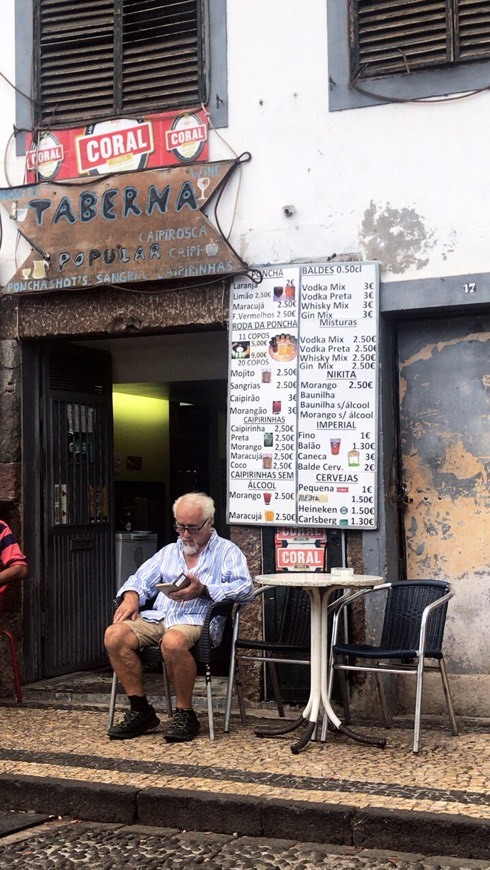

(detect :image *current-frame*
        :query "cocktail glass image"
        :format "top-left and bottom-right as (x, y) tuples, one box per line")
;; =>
(262, 367), (272, 383)
(330, 438), (341, 455)
(264, 509), (275, 522)
(272, 400), (282, 413)
(285, 280), (295, 299)
(273, 286), (284, 301)
(263, 493), (272, 505)
(262, 453), (273, 469)
(263, 432), (273, 447)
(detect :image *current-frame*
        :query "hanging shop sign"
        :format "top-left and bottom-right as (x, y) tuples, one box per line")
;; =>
(0, 156), (250, 294)
(227, 260), (379, 529)
(24, 109), (209, 183)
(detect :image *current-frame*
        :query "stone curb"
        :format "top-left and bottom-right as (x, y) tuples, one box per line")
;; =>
(0, 774), (137, 825)
(0, 773), (488, 860)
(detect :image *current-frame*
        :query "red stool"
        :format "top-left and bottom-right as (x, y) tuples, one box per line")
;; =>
(0, 583), (22, 703)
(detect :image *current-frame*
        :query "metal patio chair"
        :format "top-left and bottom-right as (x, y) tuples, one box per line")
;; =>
(328, 580), (458, 752)
(108, 598), (235, 740)
(224, 586), (311, 731)
(0, 584), (23, 703)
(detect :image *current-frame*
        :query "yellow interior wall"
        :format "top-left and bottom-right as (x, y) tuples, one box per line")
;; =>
(113, 392), (169, 483)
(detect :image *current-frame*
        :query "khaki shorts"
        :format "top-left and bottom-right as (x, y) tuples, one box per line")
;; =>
(123, 616), (202, 650)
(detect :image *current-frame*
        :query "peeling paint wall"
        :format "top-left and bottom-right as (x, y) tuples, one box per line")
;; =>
(359, 202), (435, 275)
(398, 315), (490, 712)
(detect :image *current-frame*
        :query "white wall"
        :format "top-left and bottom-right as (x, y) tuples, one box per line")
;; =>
(1, 1), (489, 285)
(218, 1), (490, 283)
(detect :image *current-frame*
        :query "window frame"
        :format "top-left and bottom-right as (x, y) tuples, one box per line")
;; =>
(328, 0), (490, 112)
(15, 0), (228, 152)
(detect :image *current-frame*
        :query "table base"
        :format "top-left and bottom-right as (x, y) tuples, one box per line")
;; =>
(255, 715), (386, 754)
(253, 573), (387, 754)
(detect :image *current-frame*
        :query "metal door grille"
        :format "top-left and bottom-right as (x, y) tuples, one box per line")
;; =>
(42, 346), (114, 675)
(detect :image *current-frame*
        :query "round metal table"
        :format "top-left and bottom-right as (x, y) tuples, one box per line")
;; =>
(254, 572), (386, 753)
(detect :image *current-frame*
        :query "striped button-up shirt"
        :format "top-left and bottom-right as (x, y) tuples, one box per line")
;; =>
(116, 529), (254, 644)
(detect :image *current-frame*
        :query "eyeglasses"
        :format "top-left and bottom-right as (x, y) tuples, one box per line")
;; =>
(174, 519), (209, 534)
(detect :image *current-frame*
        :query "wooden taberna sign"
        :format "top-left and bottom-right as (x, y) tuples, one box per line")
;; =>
(0, 157), (249, 294)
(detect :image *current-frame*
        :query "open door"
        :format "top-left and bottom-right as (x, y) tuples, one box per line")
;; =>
(40, 344), (115, 675)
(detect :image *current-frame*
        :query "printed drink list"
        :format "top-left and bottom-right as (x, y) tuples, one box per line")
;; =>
(227, 261), (379, 529)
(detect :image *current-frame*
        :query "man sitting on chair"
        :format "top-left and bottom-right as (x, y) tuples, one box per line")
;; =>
(105, 492), (253, 743)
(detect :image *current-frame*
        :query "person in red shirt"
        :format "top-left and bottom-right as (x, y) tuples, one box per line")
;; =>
(0, 520), (28, 584)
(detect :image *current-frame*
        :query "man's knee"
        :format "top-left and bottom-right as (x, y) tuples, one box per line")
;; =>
(104, 622), (137, 653)
(162, 628), (191, 656)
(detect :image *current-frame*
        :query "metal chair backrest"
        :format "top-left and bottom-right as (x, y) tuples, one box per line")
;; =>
(380, 580), (451, 658)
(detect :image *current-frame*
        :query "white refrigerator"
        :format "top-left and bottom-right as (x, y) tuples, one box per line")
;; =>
(115, 532), (158, 585)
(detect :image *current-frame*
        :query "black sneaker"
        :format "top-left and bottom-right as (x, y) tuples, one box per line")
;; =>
(164, 708), (200, 743)
(108, 706), (160, 740)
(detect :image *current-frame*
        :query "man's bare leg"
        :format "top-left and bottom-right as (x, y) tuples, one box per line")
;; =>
(162, 628), (197, 709)
(104, 622), (145, 696)
(104, 623), (160, 738)
(162, 628), (200, 741)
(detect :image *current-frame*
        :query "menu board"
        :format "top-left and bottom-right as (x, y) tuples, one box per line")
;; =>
(227, 261), (379, 529)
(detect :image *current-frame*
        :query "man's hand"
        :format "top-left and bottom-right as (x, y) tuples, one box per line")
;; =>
(167, 572), (209, 602)
(113, 590), (140, 622)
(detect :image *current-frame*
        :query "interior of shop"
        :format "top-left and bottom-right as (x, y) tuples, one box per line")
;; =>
(78, 330), (229, 560)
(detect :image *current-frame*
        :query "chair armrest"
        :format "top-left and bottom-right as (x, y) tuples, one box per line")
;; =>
(192, 599), (235, 662)
(201, 599), (234, 633)
(327, 582), (390, 613)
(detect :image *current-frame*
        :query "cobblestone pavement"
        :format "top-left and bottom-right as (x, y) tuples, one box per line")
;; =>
(0, 681), (489, 861)
(0, 822), (489, 870)
(0, 703), (488, 820)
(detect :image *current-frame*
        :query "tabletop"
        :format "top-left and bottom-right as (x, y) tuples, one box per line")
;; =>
(255, 572), (383, 589)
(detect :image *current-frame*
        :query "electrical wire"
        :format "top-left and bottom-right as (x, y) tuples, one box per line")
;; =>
(201, 101), (242, 240)
(350, 77), (490, 105)
(0, 70), (37, 107)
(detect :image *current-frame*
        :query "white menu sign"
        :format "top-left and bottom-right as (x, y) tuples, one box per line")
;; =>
(227, 261), (379, 529)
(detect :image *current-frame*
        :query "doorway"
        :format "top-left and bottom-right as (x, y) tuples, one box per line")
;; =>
(23, 329), (229, 680)
(397, 313), (490, 693)
(22, 343), (116, 679)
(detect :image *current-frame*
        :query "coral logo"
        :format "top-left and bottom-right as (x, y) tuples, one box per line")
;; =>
(26, 133), (64, 181)
(166, 112), (207, 162)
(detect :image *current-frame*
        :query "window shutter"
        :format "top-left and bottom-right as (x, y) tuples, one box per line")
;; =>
(121, 0), (206, 114)
(352, 0), (490, 80)
(457, 1), (490, 62)
(37, 0), (115, 125)
(35, 0), (206, 127)
(352, 1), (451, 78)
